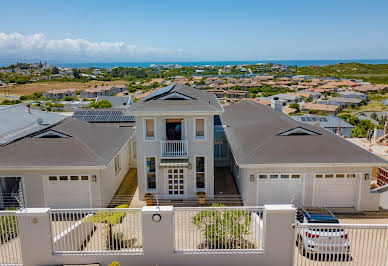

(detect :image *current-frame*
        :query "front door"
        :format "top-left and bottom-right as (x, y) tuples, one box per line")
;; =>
(166, 168), (185, 196)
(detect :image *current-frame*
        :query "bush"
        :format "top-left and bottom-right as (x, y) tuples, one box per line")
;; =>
(192, 203), (255, 249)
(0, 216), (18, 244)
(107, 232), (130, 250)
(89, 100), (112, 108)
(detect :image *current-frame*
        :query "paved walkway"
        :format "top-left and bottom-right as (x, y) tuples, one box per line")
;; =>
(108, 168), (143, 207)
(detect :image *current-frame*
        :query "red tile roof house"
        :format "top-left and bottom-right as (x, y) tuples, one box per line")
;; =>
(43, 89), (77, 100)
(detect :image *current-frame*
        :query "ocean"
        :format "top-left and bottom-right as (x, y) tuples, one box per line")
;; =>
(2, 59), (388, 69)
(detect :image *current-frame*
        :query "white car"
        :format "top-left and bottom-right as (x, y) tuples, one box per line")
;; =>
(295, 207), (350, 259)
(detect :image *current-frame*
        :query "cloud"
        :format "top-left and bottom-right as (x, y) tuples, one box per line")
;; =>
(0, 32), (183, 59)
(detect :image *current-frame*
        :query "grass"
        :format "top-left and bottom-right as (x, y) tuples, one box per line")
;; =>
(0, 80), (129, 96)
(355, 101), (388, 113)
(85, 204), (129, 225)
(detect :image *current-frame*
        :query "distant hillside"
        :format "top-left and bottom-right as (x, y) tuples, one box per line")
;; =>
(294, 63), (388, 84)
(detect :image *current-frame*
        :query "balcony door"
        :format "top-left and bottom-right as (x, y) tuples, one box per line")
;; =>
(165, 119), (183, 140)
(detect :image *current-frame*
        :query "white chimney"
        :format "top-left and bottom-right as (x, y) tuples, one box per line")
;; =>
(271, 97), (283, 112)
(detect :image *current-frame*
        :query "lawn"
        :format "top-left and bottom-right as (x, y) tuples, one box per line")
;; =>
(356, 101), (388, 112)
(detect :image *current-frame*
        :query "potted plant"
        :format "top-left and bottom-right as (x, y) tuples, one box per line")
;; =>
(196, 191), (206, 205)
(144, 193), (153, 206)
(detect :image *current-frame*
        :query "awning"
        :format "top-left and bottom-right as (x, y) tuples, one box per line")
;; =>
(159, 159), (190, 168)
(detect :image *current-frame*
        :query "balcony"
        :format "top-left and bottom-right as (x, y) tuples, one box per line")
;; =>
(161, 140), (188, 159)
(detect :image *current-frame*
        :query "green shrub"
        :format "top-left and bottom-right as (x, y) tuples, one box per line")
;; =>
(0, 216), (18, 244)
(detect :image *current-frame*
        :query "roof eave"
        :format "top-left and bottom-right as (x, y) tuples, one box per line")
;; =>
(237, 162), (388, 168)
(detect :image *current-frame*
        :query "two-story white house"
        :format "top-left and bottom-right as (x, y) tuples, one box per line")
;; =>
(126, 84), (223, 200)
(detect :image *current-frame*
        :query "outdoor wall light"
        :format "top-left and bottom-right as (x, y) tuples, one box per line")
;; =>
(250, 175), (255, 182)
(365, 174), (369, 181)
(152, 214), (162, 223)
(92, 175), (97, 182)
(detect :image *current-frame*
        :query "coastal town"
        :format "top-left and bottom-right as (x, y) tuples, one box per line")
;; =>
(2, 0), (388, 265)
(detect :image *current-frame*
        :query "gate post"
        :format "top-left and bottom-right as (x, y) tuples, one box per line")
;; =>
(16, 208), (53, 265)
(141, 206), (174, 263)
(264, 205), (296, 266)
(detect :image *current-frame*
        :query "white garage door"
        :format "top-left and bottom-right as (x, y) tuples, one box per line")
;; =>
(257, 174), (303, 205)
(313, 173), (357, 208)
(45, 175), (91, 208)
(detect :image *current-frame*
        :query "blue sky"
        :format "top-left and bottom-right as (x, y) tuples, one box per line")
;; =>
(0, 0), (387, 62)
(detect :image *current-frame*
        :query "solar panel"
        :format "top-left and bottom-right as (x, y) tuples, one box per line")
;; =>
(121, 115), (135, 122)
(110, 115), (123, 122)
(321, 117), (328, 122)
(306, 117), (312, 122)
(142, 84), (175, 102)
(301, 117), (306, 121)
(110, 110), (121, 116)
(86, 110), (96, 115)
(83, 115), (96, 122)
(74, 110), (88, 116)
(311, 117), (317, 122)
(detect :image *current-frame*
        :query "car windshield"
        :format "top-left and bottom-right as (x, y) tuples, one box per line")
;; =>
(307, 213), (339, 224)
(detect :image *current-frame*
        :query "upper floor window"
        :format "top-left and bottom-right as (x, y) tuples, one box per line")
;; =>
(195, 118), (205, 139)
(145, 119), (155, 139)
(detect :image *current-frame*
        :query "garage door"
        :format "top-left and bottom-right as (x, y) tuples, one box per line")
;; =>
(313, 173), (357, 208)
(44, 175), (91, 208)
(257, 174), (303, 205)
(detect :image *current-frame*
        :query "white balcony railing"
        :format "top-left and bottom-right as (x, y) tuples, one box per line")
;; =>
(161, 140), (188, 158)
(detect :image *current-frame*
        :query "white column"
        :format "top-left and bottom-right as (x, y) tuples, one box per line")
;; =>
(263, 204), (296, 266)
(141, 206), (174, 263)
(16, 208), (53, 265)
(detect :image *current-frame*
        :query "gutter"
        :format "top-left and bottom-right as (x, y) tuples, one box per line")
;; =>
(238, 162), (388, 168)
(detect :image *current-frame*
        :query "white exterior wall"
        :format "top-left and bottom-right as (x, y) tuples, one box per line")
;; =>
(236, 165), (379, 211)
(136, 115), (215, 200)
(0, 138), (133, 208)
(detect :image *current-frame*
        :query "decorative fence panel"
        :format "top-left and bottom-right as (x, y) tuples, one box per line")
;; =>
(0, 211), (22, 265)
(174, 206), (264, 253)
(49, 208), (143, 254)
(294, 223), (388, 266)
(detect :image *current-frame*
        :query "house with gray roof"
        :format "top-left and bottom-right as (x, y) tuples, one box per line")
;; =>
(292, 115), (354, 137)
(0, 116), (136, 208)
(339, 91), (368, 100)
(219, 100), (387, 211)
(0, 104), (66, 145)
(96, 95), (133, 109)
(126, 84), (223, 200)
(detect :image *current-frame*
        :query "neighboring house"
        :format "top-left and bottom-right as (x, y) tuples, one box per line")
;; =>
(339, 91), (368, 100)
(58, 101), (92, 111)
(0, 118), (135, 208)
(301, 103), (340, 114)
(292, 115), (354, 138)
(43, 89), (77, 100)
(72, 108), (135, 127)
(220, 100), (386, 211)
(0, 104), (66, 145)
(126, 84), (223, 200)
(80, 85), (127, 98)
(357, 115), (379, 125)
(260, 94), (300, 105)
(96, 96), (133, 108)
(326, 97), (363, 107)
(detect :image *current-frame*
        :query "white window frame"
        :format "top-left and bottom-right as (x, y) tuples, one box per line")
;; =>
(145, 156), (157, 192)
(144, 118), (156, 141)
(194, 117), (206, 141)
(195, 155), (206, 191)
(114, 155), (121, 175)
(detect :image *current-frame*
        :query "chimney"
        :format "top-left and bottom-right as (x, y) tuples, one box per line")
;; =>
(271, 97), (283, 112)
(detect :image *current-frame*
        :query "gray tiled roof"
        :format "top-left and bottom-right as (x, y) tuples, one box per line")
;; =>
(293, 115), (354, 129)
(0, 104), (66, 145)
(0, 118), (134, 167)
(126, 84), (223, 114)
(220, 100), (386, 165)
(96, 96), (132, 109)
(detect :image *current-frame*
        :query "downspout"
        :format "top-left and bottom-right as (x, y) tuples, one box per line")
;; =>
(99, 168), (104, 208)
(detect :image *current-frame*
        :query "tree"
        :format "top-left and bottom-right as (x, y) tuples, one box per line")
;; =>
(51, 67), (59, 74)
(72, 69), (80, 79)
(289, 103), (300, 112)
(191, 203), (255, 249)
(89, 100), (112, 108)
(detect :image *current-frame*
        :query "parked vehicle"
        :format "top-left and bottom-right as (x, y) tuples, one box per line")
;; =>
(295, 207), (350, 259)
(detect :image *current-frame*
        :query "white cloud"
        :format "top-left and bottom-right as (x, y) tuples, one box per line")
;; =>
(0, 32), (183, 59)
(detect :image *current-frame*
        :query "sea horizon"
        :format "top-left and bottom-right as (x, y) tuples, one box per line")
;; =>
(1, 59), (388, 69)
